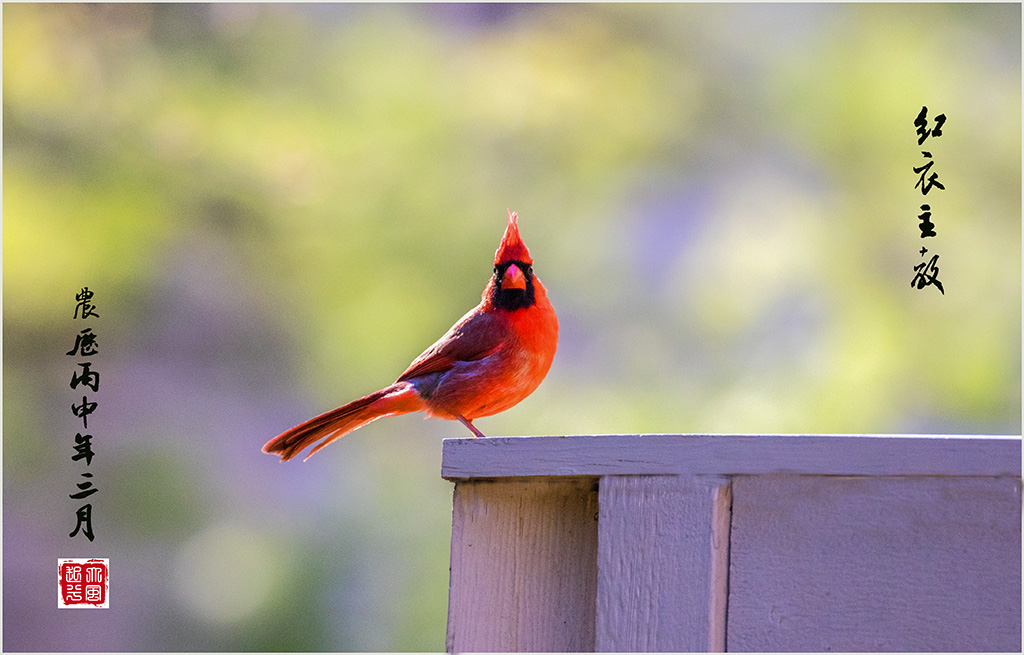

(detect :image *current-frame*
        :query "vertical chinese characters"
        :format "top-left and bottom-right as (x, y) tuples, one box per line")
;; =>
(68, 288), (100, 541)
(911, 107), (946, 294)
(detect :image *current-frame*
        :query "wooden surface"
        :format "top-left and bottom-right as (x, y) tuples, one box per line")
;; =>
(442, 435), (1023, 652)
(595, 475), (731, 652)
(446, 477), (599, 652)
(442, 433), (1021, 479)
(727, 474), (1023, 652)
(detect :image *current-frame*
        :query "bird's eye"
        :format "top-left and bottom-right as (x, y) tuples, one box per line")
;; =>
(526, 265), (533, 276)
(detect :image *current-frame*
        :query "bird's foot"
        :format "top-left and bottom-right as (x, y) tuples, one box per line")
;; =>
(456, 415), (488, 438)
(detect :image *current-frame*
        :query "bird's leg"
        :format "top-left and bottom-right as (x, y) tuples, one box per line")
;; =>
(456, 415), (488, 438)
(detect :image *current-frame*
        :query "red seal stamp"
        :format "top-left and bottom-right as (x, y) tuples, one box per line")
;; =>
(58, 558), (109, 608)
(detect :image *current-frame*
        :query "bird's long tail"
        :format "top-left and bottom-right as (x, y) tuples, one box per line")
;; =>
(262, 382), (425, 461)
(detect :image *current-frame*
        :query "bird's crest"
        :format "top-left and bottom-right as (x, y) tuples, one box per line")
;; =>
(494, 209), (533, 265)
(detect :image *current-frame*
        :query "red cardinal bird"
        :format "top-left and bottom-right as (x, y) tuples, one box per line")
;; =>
(263, 210), (558, 461)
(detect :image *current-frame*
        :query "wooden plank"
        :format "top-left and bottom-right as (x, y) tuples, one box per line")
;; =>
(726, 475), (1023, 652)
(595, 475), (731, 652)
(446, 477), (599, 652)
(442, 434), (1021, 479)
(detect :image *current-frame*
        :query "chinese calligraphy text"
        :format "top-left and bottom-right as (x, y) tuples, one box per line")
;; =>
(68, 287), (100, 541)
(911, 107), (946, 295)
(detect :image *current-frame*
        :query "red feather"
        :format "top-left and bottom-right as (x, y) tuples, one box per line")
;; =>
(263, 210), (559, 461)
(396, 310), (503, 382)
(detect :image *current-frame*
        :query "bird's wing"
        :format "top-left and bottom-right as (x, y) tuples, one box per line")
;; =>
(396, 307), (504, 382)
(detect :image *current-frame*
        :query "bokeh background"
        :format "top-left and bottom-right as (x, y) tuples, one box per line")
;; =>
(3, 2), (1020, 651)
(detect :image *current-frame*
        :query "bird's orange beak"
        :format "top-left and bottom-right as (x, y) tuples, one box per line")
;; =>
(502, 263), (527, 290)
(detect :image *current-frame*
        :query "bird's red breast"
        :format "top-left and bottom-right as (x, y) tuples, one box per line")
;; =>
(398, 210), (558, 420)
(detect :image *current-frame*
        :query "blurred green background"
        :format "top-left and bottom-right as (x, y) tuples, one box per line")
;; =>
(3, 2), (1020, 651)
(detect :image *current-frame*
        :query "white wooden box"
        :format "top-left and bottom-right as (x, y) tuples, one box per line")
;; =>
(442, 434), (1021, 652)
